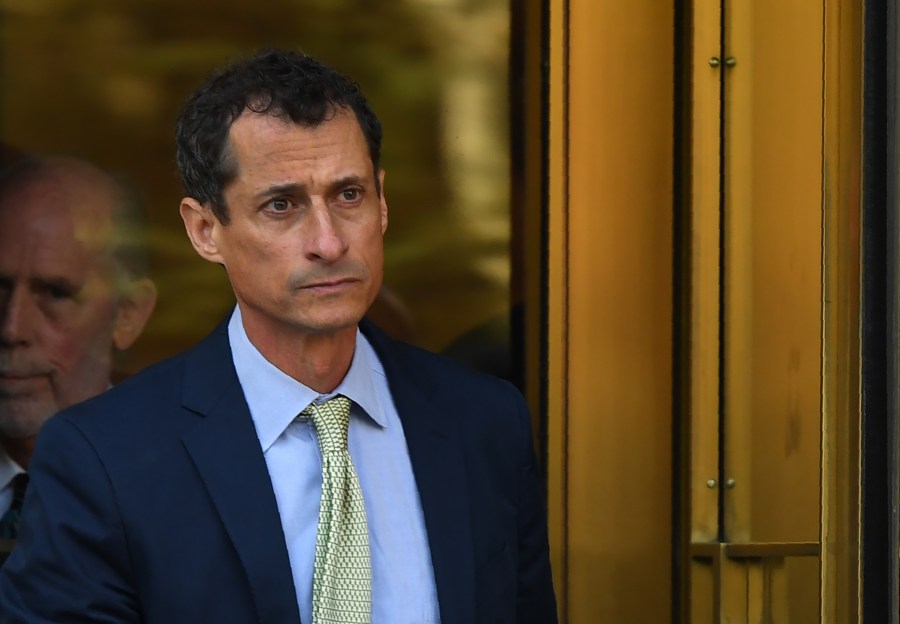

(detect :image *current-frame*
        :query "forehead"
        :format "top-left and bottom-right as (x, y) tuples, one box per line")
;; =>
(0, 174), (116, 276)
(226, 109), (372, 182)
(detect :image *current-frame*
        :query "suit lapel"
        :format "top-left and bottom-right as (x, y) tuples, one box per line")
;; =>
(177, 318), (477, 623)
(180, 321), (301, 624)
(362, 321), (476, 624)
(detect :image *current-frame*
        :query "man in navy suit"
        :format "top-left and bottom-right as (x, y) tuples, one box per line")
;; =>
(0, 49), (556, 623)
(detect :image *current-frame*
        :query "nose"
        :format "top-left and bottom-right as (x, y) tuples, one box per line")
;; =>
(305, 205), (348, 263)
(0, 286), (35, 346)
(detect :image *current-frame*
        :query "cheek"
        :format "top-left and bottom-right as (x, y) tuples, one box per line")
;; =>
(47, 336), (95, 373)
(229, 232), (285, 274)
(369, 244), (384, 275)
(44, 306), (118, 373)
(225, 239), (298, 302)
(362, 228), (385, 268)
(248, 243), (292, 281)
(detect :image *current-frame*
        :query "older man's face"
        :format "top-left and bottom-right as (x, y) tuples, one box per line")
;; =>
(0, 174), (122, 440)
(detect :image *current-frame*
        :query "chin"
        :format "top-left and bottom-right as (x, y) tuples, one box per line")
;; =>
(299, 311), (365, 336)
(307, 320), (361, 336)
(0, 407), (54, 440)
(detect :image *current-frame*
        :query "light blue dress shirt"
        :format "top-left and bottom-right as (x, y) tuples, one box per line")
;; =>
(228, 307), (441, 624)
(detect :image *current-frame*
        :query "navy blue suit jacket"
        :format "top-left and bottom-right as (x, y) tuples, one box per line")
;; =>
(0, 318), (557, 623)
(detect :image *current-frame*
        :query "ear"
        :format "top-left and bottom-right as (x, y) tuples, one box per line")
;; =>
(112, 278), (157, 350)
(378, 170), (388, 234)
(180, 197), (225, 264)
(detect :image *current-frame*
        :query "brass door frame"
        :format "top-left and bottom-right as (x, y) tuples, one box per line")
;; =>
(822, 0), (863, 620)
(684, 0), (864, 620)
(540, 0), (866, 620)
(545, 1), (675, 622)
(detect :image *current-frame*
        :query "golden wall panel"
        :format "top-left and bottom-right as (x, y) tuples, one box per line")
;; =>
(722, 0), (824, 545)
(560, 1), (675, 621)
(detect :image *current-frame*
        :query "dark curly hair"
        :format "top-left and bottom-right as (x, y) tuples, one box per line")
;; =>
(175, 48), (383, 224)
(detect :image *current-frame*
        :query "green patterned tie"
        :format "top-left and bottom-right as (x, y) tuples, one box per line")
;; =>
(303, 395), (372, 623)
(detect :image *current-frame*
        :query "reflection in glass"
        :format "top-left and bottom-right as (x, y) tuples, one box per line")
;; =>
(0, 0), (512, 383)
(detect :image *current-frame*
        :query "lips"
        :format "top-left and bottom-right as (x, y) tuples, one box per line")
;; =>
(0, 373), (50, 397)
(0, 363), (52, 391)
(300, 277), (358, 292)
(0, 364), (53, 379)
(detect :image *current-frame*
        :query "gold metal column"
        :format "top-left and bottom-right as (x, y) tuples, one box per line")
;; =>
(547, 1), (675, 621)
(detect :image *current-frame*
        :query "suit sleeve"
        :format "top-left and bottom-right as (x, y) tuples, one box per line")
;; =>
(512, 391), (559, 624)
(0, 414), (140, 623)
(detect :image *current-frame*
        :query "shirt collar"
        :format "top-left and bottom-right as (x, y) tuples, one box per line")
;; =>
(228, 305), (387, 452)
(0, 446), (24, 491)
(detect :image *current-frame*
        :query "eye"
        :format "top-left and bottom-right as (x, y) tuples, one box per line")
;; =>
(338, 188), (361, 202)
(43, 283), (76, 301)
(264, 198), (293, 213)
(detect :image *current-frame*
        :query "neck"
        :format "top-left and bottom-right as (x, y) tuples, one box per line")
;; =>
(1, 436), (34, 471)
(243, 320), (358, 394)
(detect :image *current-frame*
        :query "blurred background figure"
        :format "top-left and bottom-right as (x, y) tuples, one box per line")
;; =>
(0, 156), (157, 541)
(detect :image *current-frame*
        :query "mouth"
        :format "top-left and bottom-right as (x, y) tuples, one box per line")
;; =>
(300, 277), (359, 294)
(0, 373), (49, 396)
(0, 367), (52, 381)
(0, 371), (41, 379)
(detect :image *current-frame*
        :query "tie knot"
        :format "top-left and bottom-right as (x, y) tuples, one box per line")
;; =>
(303, 395), (352, 454)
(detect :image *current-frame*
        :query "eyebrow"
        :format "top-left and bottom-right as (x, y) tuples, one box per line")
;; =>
(329, 175), (366, 190)
(254, 183), (306, 202)
(253, 176), (369, 202)
(34, 276), (81, 293)
(0, 273), (82, 294)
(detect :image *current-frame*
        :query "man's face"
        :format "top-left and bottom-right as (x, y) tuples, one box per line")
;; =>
(0, 177), (121, 440)
(202, 110), (388, 343)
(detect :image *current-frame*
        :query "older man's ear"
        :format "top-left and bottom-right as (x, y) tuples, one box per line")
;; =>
(113, 278), (158, 351)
